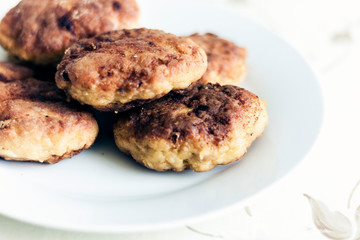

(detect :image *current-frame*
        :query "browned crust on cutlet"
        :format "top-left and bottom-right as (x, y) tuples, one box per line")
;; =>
(0, 62), (98, 163)
(56, 28), (208, 111)
(114, 82), (267, 172)
(119, 83), (260, 145)
(92, 98), (154, 112)
(0, 99), (98, 162)
(0, 0), (139, 64)
(188, 33), (247, 85)
(1, 145), (90, 164)
(46, 145), (89, 164)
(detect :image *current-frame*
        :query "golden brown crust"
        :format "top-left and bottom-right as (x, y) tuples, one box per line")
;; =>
(188, 33), (247, 85)
(0, 0), (139, 64)
(56, 28), (208, 111)
(0, 62), (98, 163)
(0, 99), (98, 163)
(119, 83), (259, 144)
(49, 145), (88, 164)
(114, 83), (268, 172)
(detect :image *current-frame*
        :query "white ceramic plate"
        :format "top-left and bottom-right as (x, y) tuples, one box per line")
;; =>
(0, 0), (323, 233)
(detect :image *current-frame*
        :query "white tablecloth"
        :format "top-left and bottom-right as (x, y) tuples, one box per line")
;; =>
(1, 0), (360, 239)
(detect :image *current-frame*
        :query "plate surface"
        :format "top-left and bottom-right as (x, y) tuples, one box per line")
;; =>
(0, 0), (323, 232)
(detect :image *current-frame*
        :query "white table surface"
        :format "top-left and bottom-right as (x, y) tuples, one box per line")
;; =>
(1, 0), (360, 239)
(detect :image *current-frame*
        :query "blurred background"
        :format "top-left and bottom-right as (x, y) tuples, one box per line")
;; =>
(212, 0), (360, 72)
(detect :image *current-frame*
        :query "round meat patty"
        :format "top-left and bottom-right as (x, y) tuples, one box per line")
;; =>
(0, 62), (98, 163)
(188, 33), (247, 85)
(114, 83), (268, 172)
(56, 28), (208, 112)
(0, 0), (139, 64)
